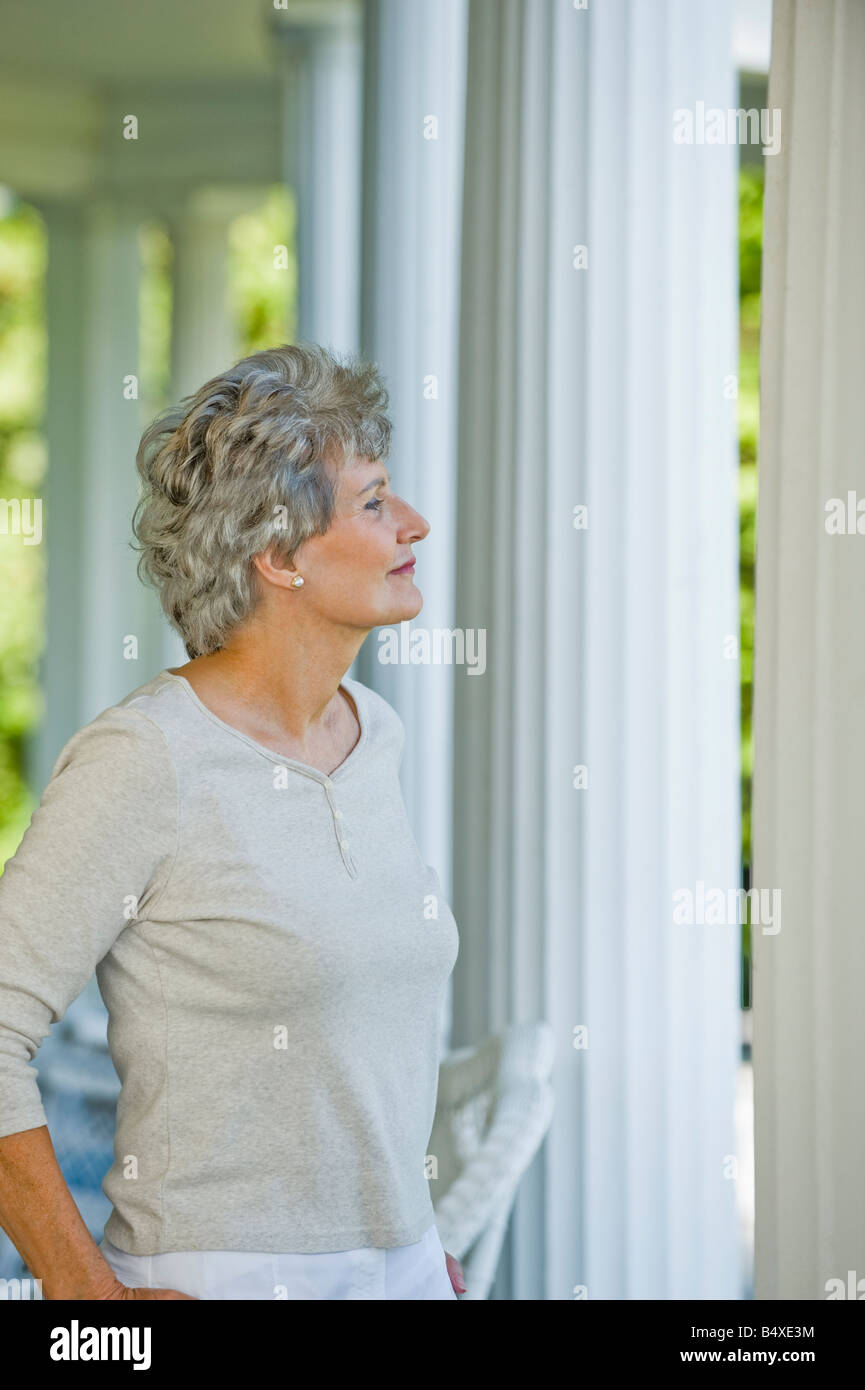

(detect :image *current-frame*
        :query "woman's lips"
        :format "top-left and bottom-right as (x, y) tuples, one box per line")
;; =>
(389, 561), (416, 575)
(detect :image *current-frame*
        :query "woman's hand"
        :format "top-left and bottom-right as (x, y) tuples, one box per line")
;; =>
(0, 1127), (200, 1303)
(100, 1281), (198, 1300)
(87, 1268), (197, 1301)
(444, 1250), (466, 1295)
(114, 1285), (199, 1300)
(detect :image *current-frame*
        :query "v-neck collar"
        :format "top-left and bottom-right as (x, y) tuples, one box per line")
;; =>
(161, 670), (369, 785)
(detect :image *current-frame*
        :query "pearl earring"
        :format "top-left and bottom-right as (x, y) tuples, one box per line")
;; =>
(290, 575), (304, 588)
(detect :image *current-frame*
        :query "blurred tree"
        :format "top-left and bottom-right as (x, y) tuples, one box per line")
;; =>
(738, 163), (763, 1006)
(228, 185), (296, 354)
(0, 197), (46, 865)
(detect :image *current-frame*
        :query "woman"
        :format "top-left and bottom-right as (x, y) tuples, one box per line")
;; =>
(0, 343), (465, 1300)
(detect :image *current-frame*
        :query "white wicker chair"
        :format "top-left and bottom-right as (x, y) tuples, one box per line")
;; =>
(430, 1021), (556, 1299)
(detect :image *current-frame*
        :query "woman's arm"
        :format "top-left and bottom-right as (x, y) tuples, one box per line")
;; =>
(0, 1124), (195, 1299)
(0, 1124), (127, 1298)
(0, 706), (181, 1296)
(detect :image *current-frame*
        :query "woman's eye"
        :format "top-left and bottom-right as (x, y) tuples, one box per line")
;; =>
(365, 497), (385, 512)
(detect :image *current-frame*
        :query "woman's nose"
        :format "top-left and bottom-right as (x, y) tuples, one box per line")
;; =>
(399, 498), (430, 541)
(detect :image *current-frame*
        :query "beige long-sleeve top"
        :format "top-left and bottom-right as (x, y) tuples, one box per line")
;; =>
(0, 669), (459, 1254)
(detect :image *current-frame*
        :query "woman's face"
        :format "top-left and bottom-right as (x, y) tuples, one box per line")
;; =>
(273, 453), (431, 630)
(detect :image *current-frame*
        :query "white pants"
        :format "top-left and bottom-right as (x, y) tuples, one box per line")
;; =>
(99, 1221), (458, 1301)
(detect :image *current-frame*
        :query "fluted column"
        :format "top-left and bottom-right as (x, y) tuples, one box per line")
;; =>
(35, 200), (89, 789)
(357, 0), (468, 899)
(34, 197), (180, 788)
(453, 0), (742, 1300)
(753, 0), (865, 1301)
(276, 11), (363, 353)
(77, 199), (169, 718)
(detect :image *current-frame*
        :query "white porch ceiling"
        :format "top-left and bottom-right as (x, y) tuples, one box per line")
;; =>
(0, 0), (356, 198)
(0, 0), (351, 82)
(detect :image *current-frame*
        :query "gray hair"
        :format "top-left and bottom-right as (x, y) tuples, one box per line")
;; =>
(131, 342), (392, 659)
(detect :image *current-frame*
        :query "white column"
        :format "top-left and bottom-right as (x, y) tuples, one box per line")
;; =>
(356, 0), (467, 912)
(753, 0), (865, 1300)
(168, 187), (262, 399)
(34, 197), (175, 781)
(33, 200), (90, 790)
(78, 199), (160, 719)
(453, 0), (742, 1300)
(276, 13), (363, 353)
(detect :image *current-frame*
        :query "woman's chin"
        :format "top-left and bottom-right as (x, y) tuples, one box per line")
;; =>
(384, 587), (423, 624)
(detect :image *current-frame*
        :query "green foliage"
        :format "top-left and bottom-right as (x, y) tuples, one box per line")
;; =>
(228, 186), (296, 353)
(738, 164), (763, 1001)
(738, 168), (764, 300)
(0, 199), (47, 861)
